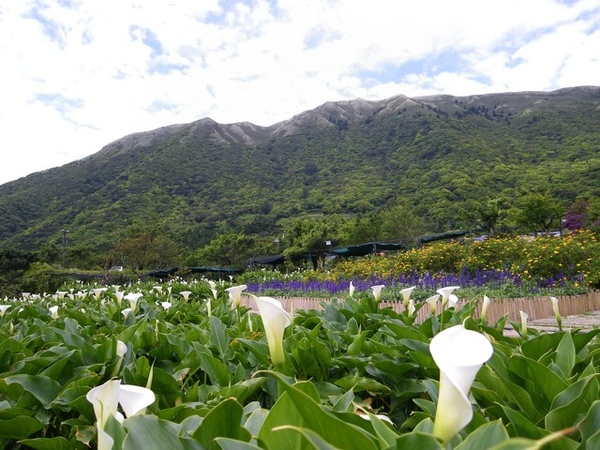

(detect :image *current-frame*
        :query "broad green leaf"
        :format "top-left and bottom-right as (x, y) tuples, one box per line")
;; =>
(331, 389), (355, 412)
(488, 438), (539, 450)
(501, 406), (545, 440)
(273, 425), (345, 449)
(554, 332), (576, 379)
(545, 375), (600, 431)
(521, 334), (564, 361)
(193, 398), (251, 450)
(237, 338), (270, 365)
(215, 438), (262, 450)
(243, 407), (270, 440)
(413, 398), (436, 417)
(392, 432), (444, 450)
(334, 376), (391, 394)
(477, 364), (541, 421)
(455, 420), (509, 450)
(509, 354), (567, 403)
(198, 348), (233, 386)
(2, 374), (62, 407)
(0, 415), (43, 439)
(219, 377), (269, 405)
(576, 399), (600, 449)
(293, 345), (320, 377)
(123, 415), (201, 450)
(18, 436), (77, 450)
(258, 372), (378, 450)
(365, 413), (399, 448)
(209, 316), (230, 358)
(39, 349), (79, 382)
(379, 321), (428, 342)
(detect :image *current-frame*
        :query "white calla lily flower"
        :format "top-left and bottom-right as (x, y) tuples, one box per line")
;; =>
(116, 340), (128, 358)
(118, 384), (156, 417)
(252, 295), (292, 370)
(0, 305), (11, 316)
(520, 310), (529, 337)
(550, 296), (563, 331)
(349, 280), (355, 297)
(49, 305), (59, 319)
(208, 280), (218, 300)
(408, 299), (415, 316)
(124, 293), (142, 312)
(86, 379), (122, 429)
(400, 286), (416, 307)
(371, 284), (385, 301)
(86, 379), (155, 450)
(161, 302), (172, 310)
(480, 295), (491, 322)
(114, 291), (124, 307)
(225, 285), (247, 308)
(430, 324), (493, 444)
(179, 290), (192, 301)
(437, 286), (460, 307)
(97, 428), (114, 450)
(426, 294), (440, 315)
(92, 288), (107, 300)
(121, 308), (133, 320)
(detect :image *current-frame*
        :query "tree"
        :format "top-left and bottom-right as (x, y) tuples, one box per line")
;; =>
(472, 198), (510, 235)
(563, 199), (589, 231)
(111, 232), (182, 274)
(0, 247), (36, 297)
(191, 232), (257, 268)
(516, 193), (564, 234)
(281, 215), (352, 269)
(379, 202), (425, 246)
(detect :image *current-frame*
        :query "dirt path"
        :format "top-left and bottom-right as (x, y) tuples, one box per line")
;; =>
(504, 310), (600, 336)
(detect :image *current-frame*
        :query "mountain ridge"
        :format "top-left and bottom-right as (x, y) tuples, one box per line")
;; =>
(1, 86), (599, 253)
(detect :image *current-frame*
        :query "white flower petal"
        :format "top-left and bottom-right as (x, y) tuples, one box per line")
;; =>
(225, 285), (247, 308)
(430, 324), (493, 444)
(253, 296), (291, 368)
(116, 341), (128, 358)
(400, 286), (416, 305)
(371, 284), (385, 301)
(86, 379), (121, 428)
(118, 384), (156, 417)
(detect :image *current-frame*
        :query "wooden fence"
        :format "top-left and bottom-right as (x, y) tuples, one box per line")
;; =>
(239, 291), (600, 324)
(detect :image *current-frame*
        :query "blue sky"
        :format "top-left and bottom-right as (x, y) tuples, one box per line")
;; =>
(0, 0), (599, 184)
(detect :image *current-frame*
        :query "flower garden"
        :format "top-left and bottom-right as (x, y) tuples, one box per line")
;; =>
(240, 230), (600, 300)
(1, 231), (600, 449)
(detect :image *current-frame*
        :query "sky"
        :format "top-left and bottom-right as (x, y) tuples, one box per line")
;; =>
(1, 0), (599, 185)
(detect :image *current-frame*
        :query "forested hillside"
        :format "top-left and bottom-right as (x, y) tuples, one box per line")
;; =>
(1, 86), (599, 262)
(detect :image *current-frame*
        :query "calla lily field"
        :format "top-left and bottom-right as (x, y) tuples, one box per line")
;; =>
(0, 276), (600, 450)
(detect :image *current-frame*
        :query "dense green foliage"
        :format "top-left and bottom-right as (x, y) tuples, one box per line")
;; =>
(1, 87), (599, 262)
(0, 281), (600, 448)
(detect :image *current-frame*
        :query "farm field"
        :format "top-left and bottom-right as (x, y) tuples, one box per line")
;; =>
(1, 279), (600, 449)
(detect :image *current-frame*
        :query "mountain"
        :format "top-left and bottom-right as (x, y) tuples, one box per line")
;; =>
(1, 86), (599, 253)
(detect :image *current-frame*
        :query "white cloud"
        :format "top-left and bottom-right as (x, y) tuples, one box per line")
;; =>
(1, 0), (599, 184)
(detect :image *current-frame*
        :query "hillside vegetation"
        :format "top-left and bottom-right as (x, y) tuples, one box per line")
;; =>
(1, 86), (599, 263)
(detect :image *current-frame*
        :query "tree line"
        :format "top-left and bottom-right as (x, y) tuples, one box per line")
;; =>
(1, 192), (599, 297)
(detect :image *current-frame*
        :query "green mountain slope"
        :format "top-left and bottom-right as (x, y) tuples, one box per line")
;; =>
(1, 86), (599, 252)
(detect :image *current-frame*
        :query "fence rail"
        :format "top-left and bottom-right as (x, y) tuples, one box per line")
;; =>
(239, 291), (600, 323)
